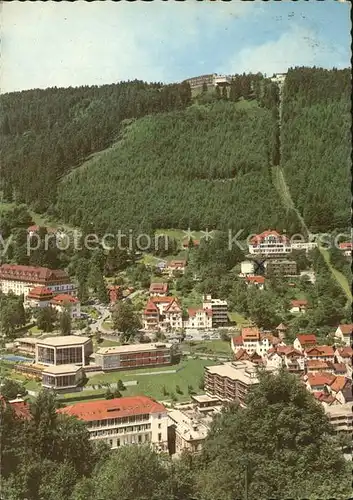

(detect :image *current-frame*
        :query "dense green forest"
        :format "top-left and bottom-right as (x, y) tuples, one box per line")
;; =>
(280, 67), (351, 232)
(1, 371), (351, 500)
(0, 80), (192, 211)
(55, 100), (290, 234)
(1, 68), (350, 235)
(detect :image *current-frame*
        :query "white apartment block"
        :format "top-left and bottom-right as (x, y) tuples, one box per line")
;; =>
(168, 409), (208, 455)
(202, 295), (228, 327)
(183, 308), (212, 330)
(58, 396), (169, 452)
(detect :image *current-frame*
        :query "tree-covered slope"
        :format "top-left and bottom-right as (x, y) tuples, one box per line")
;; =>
(56, 101), (288, 234)
(0, 80), (192, 211)
(280, 67), (351, 232)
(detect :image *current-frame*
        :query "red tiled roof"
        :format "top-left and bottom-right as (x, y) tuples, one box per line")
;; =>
(329, 376), (349, 393)
(306, 360), (331, 370)
(149, 283), (168, 293)
(241, 327), (260, 341)
(151, 296), (176, 304)
(276, 323), (287, 331)
(260, 333), (281, 345)
(291, 300), (308, 307)
(144, 300), (159, 314)
(337, 346), (353, 357)
(188, 308), (212, 317)
(168, 260), (187, 269)
(232, 335), (243, 346)
(57, 396), (166, 422)
(10, 400), (31, 420)
(51, 294), (79, 305)
(268, 346), (302, 357)
(164, 299), (181, 313)
(182, 239), (200, 247)
(246, 276), (265, 284)
(250, 229), (288, 245)
(296, 334), (317, 345)
(339, 242), (352, 250)
(306, 345), (334, 357)
(27, 225), (57, 234)
(337, 324), (353, 335)
(313, 392), (337, 404)
(234, 348), (249, 361)
(332, 363), (347, 374)
(0, 264), (69, 283)
(27, 286), (54, 299)
(307, 372), (336, 387)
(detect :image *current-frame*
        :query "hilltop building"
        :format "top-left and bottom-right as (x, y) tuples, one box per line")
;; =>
(0, 264), (75, 297)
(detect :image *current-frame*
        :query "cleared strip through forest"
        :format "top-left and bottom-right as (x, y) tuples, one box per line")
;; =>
(272, 78), (351, 302)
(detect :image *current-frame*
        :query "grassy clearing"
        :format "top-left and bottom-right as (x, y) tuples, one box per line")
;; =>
(99, 339), (120, 347)
(85, 358), (216, 402)
(181, 340), (231, 356)
(228, 312), (252, 327)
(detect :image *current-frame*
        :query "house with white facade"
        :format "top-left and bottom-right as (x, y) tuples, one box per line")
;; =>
(334, 324), (352, 347)
(142, 296), (183, 331)
(183, 308), (212, 330)
(50, 294), (81, 318)
(202, 295), (228, 327)
(231, 327), (283, 357)
(290, 300), (308, 313)
(248, 229), (291, 256)
(293, 334), (317, 352)
(305, 346), (335, 363)
(265, 346), (305, 374)
(58, 396), (169, 452)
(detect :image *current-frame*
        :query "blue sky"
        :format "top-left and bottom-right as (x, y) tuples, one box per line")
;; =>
(1, 0), (351, 93)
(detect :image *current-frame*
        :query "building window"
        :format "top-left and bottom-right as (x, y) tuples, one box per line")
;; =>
(158, 423), (161, 429)
(158, 433), (162, 442)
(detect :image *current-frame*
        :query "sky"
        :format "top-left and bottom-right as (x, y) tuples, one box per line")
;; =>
(0, 0), (351, 93)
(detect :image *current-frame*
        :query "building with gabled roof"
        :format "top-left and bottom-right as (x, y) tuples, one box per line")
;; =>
(335, 346), (353, 367)
(24, 286), (54, 308)
(149, 282), (168, 297)
(290, 300), (308, 313)
(293, 334), (317, 352)
(305, 345), (335, 363)
(183, 307), (212, 330)
(50, 294), (81, 318)
(248, 229), (291, 256)
(0, 264), (75, 297)
(334, 324), (353, 347)
(57, 395), (168, 452)
(142, 296), (182, 331)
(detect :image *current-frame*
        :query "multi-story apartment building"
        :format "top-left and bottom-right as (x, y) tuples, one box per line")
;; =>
(324, 403), (353, 438)
(183, 73), (230, 89)
(142, 296), (183, 331)
(183, 307), (212, 330)
(58, 396), (168, 452)
(248, 230), (291, 256)
(168, 409), (208, 455)
(204, 361), (261, 406)
(202, 295), (228, 327)
(265, 259), (297, 277)
(93, 343), (173, 371)
(0, 264), (75, 297)
(305, 346), (335, 363)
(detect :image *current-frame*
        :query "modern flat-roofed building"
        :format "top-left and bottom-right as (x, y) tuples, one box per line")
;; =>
(93, 343), (173, 371)
(204, 360), (261, 406)
(42, 364), (84, 391)
(202, 295), (228, 327)
(57, 396), (168, 452)
(324, 403), (352, 437)
(168, 409), (208, 455)
(265, 259), (297, 277)
(0, 264), (75, 297)
(14, 337), (39, 356)
(35, 335), (93, 366)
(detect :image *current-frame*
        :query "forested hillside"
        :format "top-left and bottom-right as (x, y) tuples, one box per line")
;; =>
(0, 80), (192, 211)
(55, 100), (291, 234)
(281, 67), (351, 232)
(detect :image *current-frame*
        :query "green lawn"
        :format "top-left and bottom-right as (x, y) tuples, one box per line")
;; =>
(99, 339), (121, 347)
(319, 247), (352, 301)
(181, 340), (231, 356)
(86, 358), (216, 403)
(228, 312), (252, 327)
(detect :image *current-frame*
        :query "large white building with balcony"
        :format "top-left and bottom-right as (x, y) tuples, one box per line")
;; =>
(58, 396), (169, 452)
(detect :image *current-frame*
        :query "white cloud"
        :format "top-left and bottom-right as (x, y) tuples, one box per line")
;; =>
(227, 24), (349, 76)
(0, 0), (254, 93)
